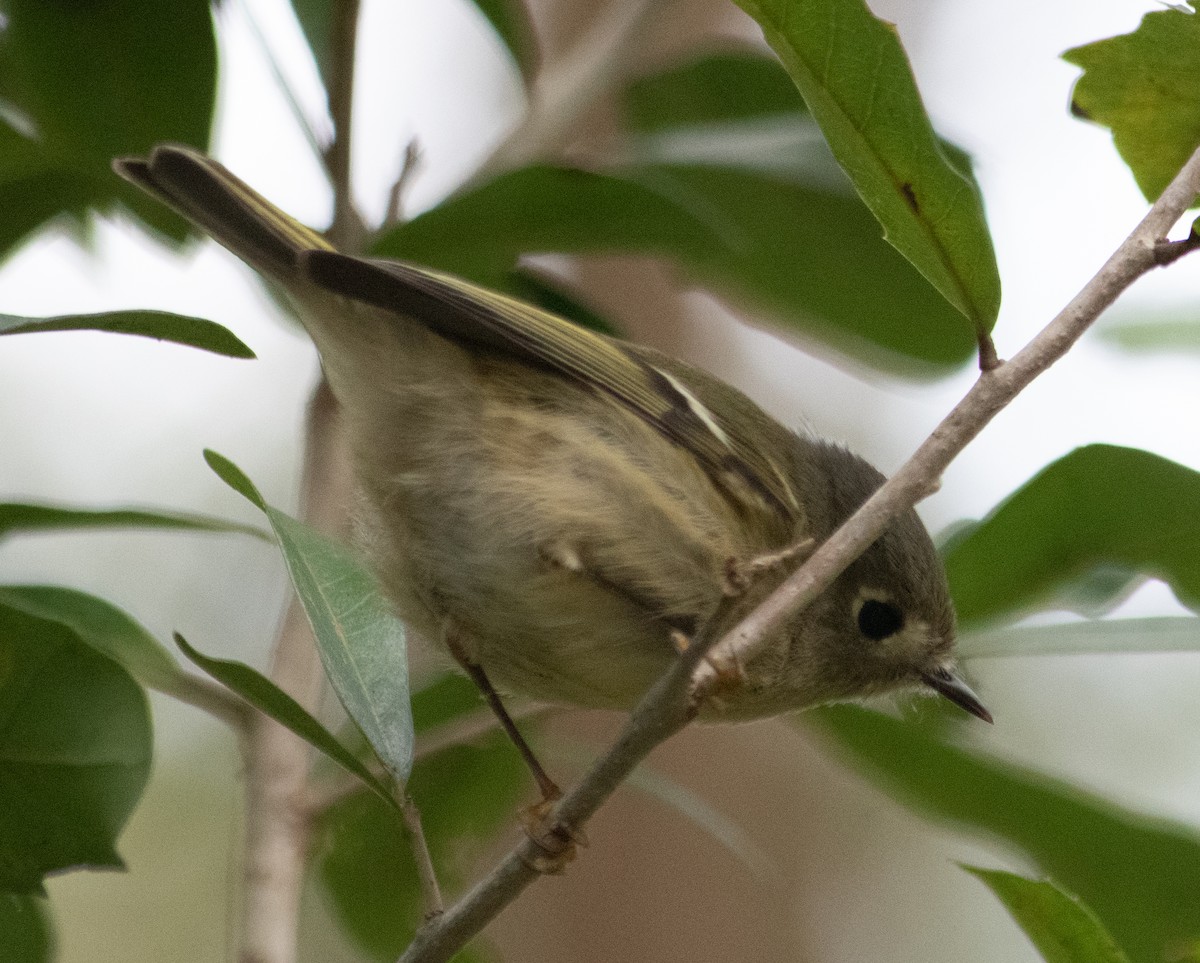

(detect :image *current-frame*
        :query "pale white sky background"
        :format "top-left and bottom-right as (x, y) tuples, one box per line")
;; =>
(1, 1), (1198, 958)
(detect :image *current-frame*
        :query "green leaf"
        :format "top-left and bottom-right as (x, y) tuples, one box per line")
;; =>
(202, 450), (264, 507)
(174, 633), (396, 806)
(0, 0), (217, 241)
(375, 164), (705, 288)
(0, 502), (268, 544)
(729, 0), (1000, 336)
(0, 311), (255, 359)
(0, 601), (152, 893)
(962, 616), (1200, 660)
(628, 164), (976, 368)
(204, 451), (413, 784)
(0, 894), (54, 962)
(964, 867), (1133, 963)
(945, 445), (1200, 626)
(0, 586), (186, 696)
(312, 734), (525, 962)
(1064, 2), (1200, 203)
(624, 48), (808, 132)
(469, 0), (539, 82)
(376, 163), (975, 370)
(811, 705), (1200, 963)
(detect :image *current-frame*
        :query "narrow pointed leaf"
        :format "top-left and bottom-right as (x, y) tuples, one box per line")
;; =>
(811, 705), (1200, 963)
(729, 0), (1000, 336)
(1065, 2), (1200, 203)
(964, 868), (1133, 963)
(0, 311), (254, 358)
(204, 451), (413, 784)
(174, 634), (396, 806)
(0, 602), (152, 892)
(945, 445), (1200, 626)
(0, 502), (268, 543)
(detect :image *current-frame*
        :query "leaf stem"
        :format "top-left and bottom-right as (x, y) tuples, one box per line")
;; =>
(401, 793), (445, 919)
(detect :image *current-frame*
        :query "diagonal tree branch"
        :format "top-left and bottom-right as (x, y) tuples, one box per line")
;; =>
(397, 144), (1200, 963)
(695, 143), (1200, 692)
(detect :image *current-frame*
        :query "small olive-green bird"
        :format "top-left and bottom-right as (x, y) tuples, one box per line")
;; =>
(116, 145), (989, 756)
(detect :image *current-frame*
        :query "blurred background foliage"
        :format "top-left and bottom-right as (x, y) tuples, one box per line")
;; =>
(2, 1), (1200, 962)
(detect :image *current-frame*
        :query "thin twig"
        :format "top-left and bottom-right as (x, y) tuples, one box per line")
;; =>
(384, 141), (422, 229)
(395, 145), (1200, 963)
(401, 794), (445, 918)
(696, 144), (1200, 695)
(324, 0), (367, 251)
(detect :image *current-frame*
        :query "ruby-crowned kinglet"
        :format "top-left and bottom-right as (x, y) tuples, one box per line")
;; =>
(115, 145), (990, 731)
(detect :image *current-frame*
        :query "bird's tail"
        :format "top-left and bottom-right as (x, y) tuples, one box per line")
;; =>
(113, 144), (334, 278)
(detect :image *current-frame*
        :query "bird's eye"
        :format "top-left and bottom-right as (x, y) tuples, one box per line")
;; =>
(857, 598), (904, 641)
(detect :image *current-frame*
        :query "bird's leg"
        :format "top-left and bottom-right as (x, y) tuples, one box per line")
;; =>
(443, 626), (560, 802)
(443, 625), (583, 873)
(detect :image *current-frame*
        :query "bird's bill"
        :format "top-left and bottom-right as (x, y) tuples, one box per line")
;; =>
(920, 667), (993, 724)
